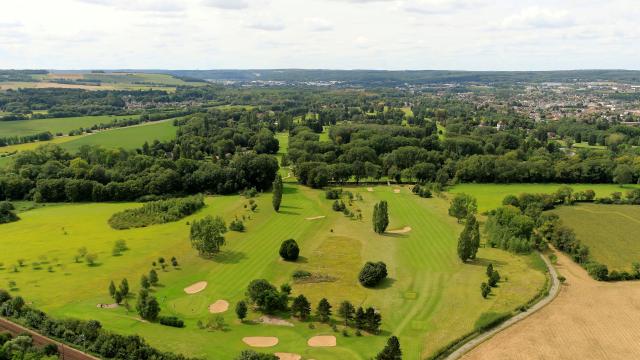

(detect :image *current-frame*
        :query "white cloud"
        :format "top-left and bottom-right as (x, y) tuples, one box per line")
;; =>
(246, 16), (285, 31)
(0, 0), (638, 70)
(305, 17), (333, 31)
(202, 0), (249, 10)
(501, 6), (575, 29)
(75, 0), (186, 12)
(400, 0), (482, 14)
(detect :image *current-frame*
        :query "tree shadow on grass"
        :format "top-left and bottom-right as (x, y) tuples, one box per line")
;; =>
(278, 209), (301, 216)
(383, 233), (409, 239)
(283, 186), (299, 195)
(211, 251), (247, 264)
(470, 257), (507, 267)
(371, 277), (396, 290)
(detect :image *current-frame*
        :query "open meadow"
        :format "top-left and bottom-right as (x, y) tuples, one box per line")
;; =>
(449, 183), (640, 213)
(552, 203), (640, 272)
(0, 115), (140, 137)
(0, 185), (547, 359)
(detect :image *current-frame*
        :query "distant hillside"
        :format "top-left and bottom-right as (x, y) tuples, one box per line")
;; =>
(136, 69), (640, 86)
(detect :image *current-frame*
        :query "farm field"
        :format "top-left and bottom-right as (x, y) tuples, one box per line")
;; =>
(59, 120), (177, 152)
(552, 203), (640, 271)
(0, 185), (547, 359)
(449, 183), (640, 213)
(0, 114), (139, 137)
(463, 249), (640, 360)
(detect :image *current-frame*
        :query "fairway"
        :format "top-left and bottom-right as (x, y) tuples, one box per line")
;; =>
(449, 183), (640, 213)
(552, 203), (640, 271)
(0, 115), (139, 137)
(0, 185), (546, 359)
(59, 120), (178, 152)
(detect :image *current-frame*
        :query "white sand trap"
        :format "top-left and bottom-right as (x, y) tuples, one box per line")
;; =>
(307, 335), (337, 347)
(259, 315), (294, 327)
(387, 226), (412, 234)
(209, 300), (229, 313)
(243, 337), (279, 347)
(96, 303), (119, 309)
(367, 187), (374, 192)
(275, 353), (301, 360)
(184, 281), (208, 294)
(393, 188), (401, 193)
(305, 216), (326, 221)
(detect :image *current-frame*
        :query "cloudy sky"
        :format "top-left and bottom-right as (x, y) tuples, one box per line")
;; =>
(0, 0), (638, 70)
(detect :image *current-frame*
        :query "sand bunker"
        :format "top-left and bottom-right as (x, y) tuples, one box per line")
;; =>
(96, 303), (119, 309)
(305, 216), (326, 220)
(259, 315), (294, 327)
(393, 188), (401, 193)
(184, 281), (207, 294)
(307, 335), (337, 347)
(387, 226), (412, 234)
(275, 353), (301, 360)
(243, 337), (279, 347)
(208, 300), (229, 313)
(367, 187), (374, 192)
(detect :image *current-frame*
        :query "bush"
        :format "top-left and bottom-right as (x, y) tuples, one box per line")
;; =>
(159, 316), (185, 328)
(229, 218), (245, 232)
(474, 311), (510, 331)
(0, 201), (19, 224)
(292, 270), (311, 279)
(279, 239), (300, 261)
(325, 189), (343, 200)
(480, 282), (491, 298)
(109, 195), (205, 229)
(358, 261), (387, 287)
(488, 270), (500, 287)
(585, 262), (609, 281)
(332, 200), (346, 212)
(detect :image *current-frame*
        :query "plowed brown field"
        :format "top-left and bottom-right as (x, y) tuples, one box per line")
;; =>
(463, 250), (640, 360)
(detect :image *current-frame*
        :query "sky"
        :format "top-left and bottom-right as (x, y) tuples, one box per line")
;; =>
(0, 0), (638, 71)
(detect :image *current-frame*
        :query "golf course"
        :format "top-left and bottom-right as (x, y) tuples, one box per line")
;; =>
(0, 183), (547, 359)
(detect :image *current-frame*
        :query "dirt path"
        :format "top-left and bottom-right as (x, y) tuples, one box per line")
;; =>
(460, 250), (640, 360)
(446, 252), (559, 359)
(0, 317), (100, 360)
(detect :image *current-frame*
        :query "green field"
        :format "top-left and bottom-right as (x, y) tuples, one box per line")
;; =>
(0, 185), (546, 359)
(0, 115), (138, 137)
(60, 121), (177, 152)
(553, 203), (640, 271)
(449, 183), (640, 213)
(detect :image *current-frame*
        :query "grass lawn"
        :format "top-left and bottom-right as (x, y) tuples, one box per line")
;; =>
(0, 185), (546, 359)
(449, 183), (640, 213)
(0, 137), (77, 155)
(0, 115), (139, 137)
(60, 121), (177, 152)
(573, 142), (607, 151)
(552, 203), (640, 271)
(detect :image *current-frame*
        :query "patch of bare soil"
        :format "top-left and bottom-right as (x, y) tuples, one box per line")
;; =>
(462, 250), (640, 360)
(367, 187), (374, 192)
(96, 303), (119, 309)
(307, 335), (337, 347)
(208, 300), (229, 313)
(242, 337), (279, 347)
(393, 188), (401, 193)
(259, 315), (294, 327)
(305, 216), (326, 221)
(183, 281), (207, 294)
(387, 226), (412, 234)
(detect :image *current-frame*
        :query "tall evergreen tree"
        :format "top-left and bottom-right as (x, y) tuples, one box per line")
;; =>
(316, 298), (332, 323)
(272, 174), (283, 212)
(457, 214), (479, 262)
(338, 301), (355, 326)
(376, 336), (402, 360)
(108, 280), (116, 298)
(468, 215), (480, 259)
(291, 295), (311, 320)
(373, 201), (389, 234)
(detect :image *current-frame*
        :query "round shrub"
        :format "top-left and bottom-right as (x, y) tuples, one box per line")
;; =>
(279, 239), (300, 261)
(358, 261), (387, 287)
